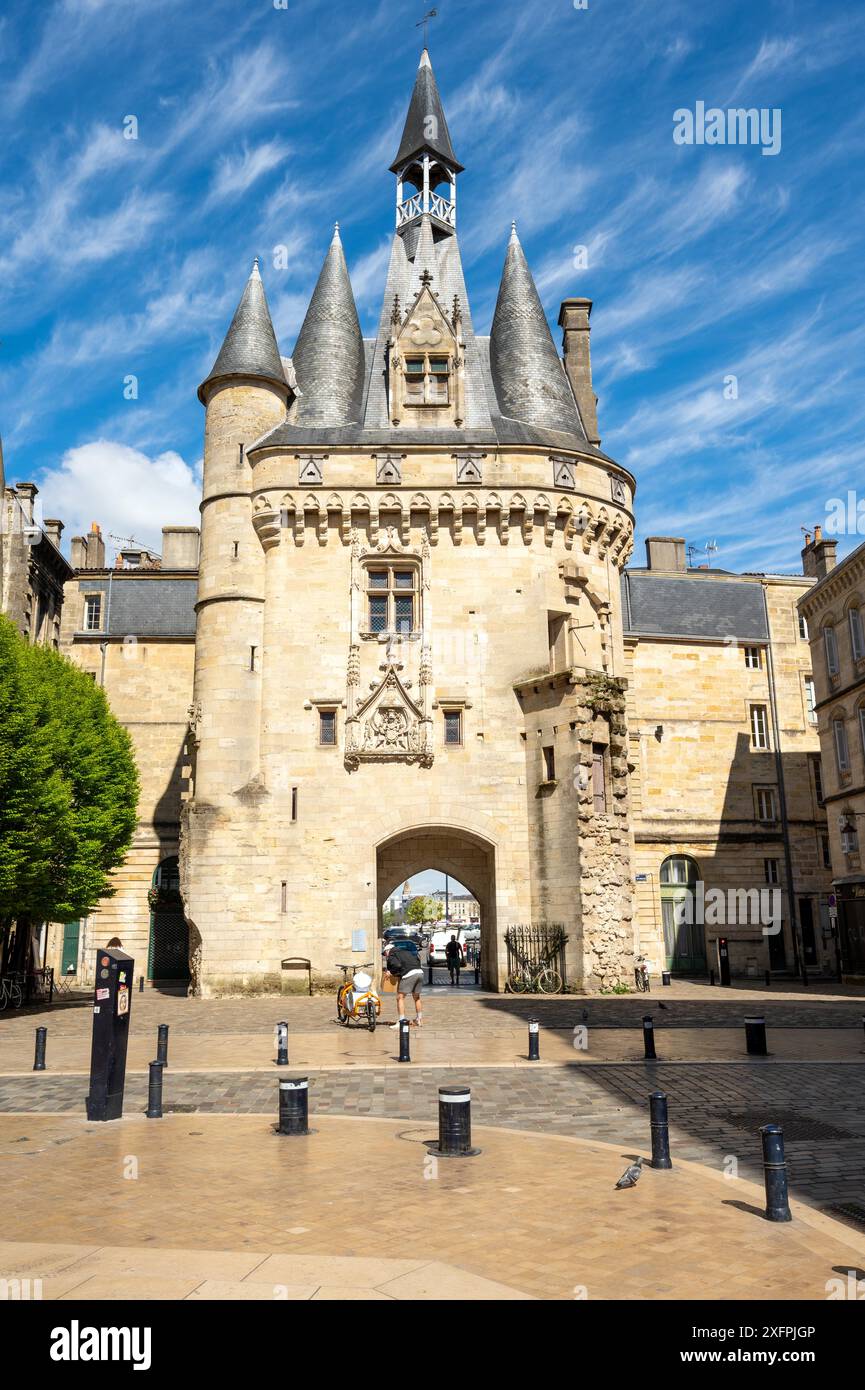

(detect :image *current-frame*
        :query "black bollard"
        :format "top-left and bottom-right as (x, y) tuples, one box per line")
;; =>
(765, 970), (771, 988)
(33, 1027), (47, 1072)
(275, 1021), (289, 1066)
(649, 1090), (672, 1169)
(431, 1086), (480, 1158)
(528, 1018), (540, 1061)
(277, 1077), (310, 1136)
(474, 957), (480, 985)
(760, 1124), (792, 1222)
(428, 958), (433, 986)
(146, 1060), (164, 1119)
(138, 975), (144, 993)
(156, 1023), (169, 1068)
(661, 971), (671, 987)
(745, 1015), (768, 1056)
(398, 1017), (411, 1063)
(642, 1014), (657, 1060)
(709, 968), (715, 986)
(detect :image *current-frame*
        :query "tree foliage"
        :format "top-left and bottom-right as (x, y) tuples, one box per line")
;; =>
(0, 617), (140, 925)
(405, 895), (443, 928)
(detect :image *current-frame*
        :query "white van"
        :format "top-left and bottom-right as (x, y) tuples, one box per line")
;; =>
(429, 927), (468, 965)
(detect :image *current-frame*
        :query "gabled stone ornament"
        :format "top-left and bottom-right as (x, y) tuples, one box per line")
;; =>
(455, 453), (484, 484)
(297, 455), (326, 485)
(610, 475), (627, 506)
(344, 667), (433, 769)
(376, 454), (403, 485)
(552, 456), (576, 491)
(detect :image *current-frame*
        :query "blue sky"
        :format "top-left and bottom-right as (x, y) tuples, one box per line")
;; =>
(1, 0), (864, 572)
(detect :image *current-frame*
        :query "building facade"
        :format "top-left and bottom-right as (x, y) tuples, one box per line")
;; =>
(799, 526), (865, 978)
(626, 537), (832, 981)
(1, 460), (72, 646)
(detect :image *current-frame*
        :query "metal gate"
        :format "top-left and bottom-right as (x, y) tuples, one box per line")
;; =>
(147, 856), (190, 982)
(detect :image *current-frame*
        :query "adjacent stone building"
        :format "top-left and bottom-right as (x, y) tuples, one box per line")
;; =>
(798, 526), (865, 978)
(1, 445), (72, 646)
(626, 537), (832, 981)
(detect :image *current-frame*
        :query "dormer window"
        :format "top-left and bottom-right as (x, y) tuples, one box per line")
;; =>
(404, 354), (450, 406)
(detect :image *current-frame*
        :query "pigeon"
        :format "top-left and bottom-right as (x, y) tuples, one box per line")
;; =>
(581, 1008), (589, 1022)
(658, 1002), (668, 1010)
(615, 1156), (643, 1189)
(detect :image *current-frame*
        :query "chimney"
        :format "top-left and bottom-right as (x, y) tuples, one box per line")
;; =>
(801, 523), (837, 580)
(645, 536), (686, 572)
(558, 297), (600, 446)
(87, 521), (105, 569)
(161, 525), (200, 571)
(43, 518), (64, 549)
(70, 535), (88, 569)
(14, 481), (38, 523)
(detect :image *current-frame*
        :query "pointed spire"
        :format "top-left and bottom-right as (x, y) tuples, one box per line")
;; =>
(390, 49), (463, 174)
(489, 227), (585, 438)
(198, 259), (286, 403)
(291, 227), (365, 427)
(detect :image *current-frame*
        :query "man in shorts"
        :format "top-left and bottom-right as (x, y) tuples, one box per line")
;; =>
(386, 941), (424, 1029)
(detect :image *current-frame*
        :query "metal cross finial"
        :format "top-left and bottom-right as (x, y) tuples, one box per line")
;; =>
(416, 9), (437, 48)
(419, 268), (434, 288)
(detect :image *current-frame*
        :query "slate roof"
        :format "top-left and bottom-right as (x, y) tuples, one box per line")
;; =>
(73, 576), (198, 639)
(390, 49), (464, 174)
(489, 226), (586, 440)
(198, 260), (287, 403)
(291, 226), (365, 427)
(622, 570), (770, 641)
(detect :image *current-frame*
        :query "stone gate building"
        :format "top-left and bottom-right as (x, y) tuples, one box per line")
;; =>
(181, 49), (636, 994)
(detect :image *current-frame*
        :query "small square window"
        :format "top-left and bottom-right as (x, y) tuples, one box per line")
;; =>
(444, 710), (462, 745)
(764, 858), (779, 885)
(394, 596), (414, 633)
(369, 596), (388, 632)
(319, 710), (337, 746)
(368, 570), (388, 589)
(744, 647), (761, 670)
(404, 359), (424, 375)
(394, 570), (414, 589)
(429, 358), (449, 374)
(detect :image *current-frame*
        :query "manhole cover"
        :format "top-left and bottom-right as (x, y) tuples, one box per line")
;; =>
(725, 1109), (853, 1142)
(822, 1202), (865, 1232)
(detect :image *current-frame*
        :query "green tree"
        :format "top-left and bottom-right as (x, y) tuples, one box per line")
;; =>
(25, 642), (139, 922)
(406, 895), (443, 929)
(0, 618), (140, 967)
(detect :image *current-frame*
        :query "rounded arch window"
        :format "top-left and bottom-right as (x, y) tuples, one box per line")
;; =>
(659, 854), (700, 886)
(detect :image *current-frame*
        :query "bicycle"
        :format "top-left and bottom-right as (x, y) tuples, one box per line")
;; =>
(335, 962), (381, 1031)
(507, 956), (562, 994)
(0, 972), (25, 1011)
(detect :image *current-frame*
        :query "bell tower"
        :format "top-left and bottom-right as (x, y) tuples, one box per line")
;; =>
(390, 49), (463, 235)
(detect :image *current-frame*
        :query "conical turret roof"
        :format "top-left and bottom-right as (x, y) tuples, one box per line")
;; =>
(489, 226), (585, 438)
(390, 49), (464, 175)
(198, 259), (286, 403)
(291, 225), (365, 427)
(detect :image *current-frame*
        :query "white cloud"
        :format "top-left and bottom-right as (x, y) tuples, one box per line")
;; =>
(206, 140), (291, 206)
(39, 441), (201, 555)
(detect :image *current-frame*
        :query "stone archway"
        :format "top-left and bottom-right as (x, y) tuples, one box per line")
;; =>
(376, 826), (497, 988)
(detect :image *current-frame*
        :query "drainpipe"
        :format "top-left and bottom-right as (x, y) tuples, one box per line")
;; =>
(761, 583), (807, 985)
(99, 568), (114, 687)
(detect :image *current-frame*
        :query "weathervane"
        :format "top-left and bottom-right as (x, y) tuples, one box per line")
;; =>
(416, 8), (437, 48)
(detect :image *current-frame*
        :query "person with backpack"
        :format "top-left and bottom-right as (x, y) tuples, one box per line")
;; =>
(385, 940), (424, 1029)
(445, 934), (462, 987)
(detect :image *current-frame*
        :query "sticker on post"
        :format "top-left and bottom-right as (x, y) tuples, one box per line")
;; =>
(96, 988), (109, 1000)
(117, 987), (129, 1016)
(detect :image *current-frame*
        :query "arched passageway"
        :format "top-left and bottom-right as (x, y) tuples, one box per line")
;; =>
(376, 826), (497, 988)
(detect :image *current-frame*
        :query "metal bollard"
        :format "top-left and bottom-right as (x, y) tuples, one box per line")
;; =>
(745, 1015), (768, 1056)
(661, 971), (671, 987)
(156, 1023), (169, 1067)
(528, 1018), (540, 1061)
(398, 1018), (411, 1063)
(709, 968), (715, 986)
(146, 1060), (164, 1119)
(33, 1027), (47, 1072)
(277, 1077), (310, 1136)
(427, 958), (433, 987)
(432, 1086), (480, 1158)
(760, 1124), (792, 1222)
(474, 959), (480, 985)
(139, 975), (144, 993)
(275, 1021), (289, 1066)
(649, 1090), (672, 1169)
(642, 1014), (657, 1060)
(765, 969), (771, 988)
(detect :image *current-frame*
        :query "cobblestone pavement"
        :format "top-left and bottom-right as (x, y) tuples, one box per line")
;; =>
(3, 1062), (863, 1211)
